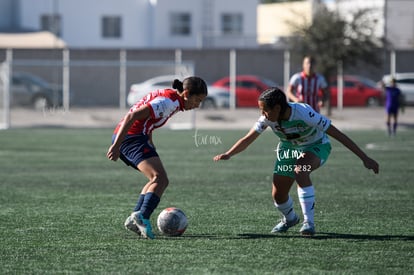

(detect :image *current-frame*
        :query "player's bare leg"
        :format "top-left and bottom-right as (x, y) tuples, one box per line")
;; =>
(271, 175), (300, 233)
(138, 157), (169, 197)
(129, 157), (169, 239)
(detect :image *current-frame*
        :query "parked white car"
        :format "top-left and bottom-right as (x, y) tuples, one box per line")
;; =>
(382, 73), (414, 104)
(127, 75), (229, 108)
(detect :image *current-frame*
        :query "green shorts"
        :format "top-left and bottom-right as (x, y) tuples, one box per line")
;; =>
(273, 142), (331, 178)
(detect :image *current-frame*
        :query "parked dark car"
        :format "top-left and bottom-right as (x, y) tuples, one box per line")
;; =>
(10, 72), (63, 109)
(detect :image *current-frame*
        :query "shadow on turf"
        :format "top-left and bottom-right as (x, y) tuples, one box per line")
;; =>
(123, 232), (414, 241)
(236, 232), (414, 241)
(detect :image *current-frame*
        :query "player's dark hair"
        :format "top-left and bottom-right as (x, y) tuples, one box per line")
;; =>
(259, 87), (289, 125)
(172, 79), (184, 92)
(172, 76), (208, 96)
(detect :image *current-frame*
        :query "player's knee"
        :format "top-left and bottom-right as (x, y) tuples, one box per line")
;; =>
(273, 187), (287, 203)
(294, 172), (306, 183)
(152, 173), (169, 187)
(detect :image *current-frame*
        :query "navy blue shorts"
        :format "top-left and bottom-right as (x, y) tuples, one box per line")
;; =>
(112, 134), (159, 170)
(386, 106), (399, 115)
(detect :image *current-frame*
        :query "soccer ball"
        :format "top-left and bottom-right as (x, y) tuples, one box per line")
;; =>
(157, 207), (188, 236)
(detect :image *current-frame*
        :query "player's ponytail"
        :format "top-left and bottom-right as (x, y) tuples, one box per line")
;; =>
(172, 79), (184, 92)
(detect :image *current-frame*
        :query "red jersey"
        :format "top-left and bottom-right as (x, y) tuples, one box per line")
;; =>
(289, 71), (327, 112)
(114, 89), (184, 135)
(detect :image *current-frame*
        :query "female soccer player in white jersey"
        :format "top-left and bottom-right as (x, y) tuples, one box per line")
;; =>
(213, 87), (379, 236)
(107, 76), (207, 239)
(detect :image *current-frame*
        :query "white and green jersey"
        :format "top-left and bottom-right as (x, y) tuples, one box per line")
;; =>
(254, 103), (331, 147)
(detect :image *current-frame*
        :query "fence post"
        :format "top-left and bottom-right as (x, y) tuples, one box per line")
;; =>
(390, 50), (396, 77)
(63, 48), (70, 111)
(0, 49), (12, 129)
(337, 60), (343, 112)
(175, 49), (182, 76)
(119, 49), (127, 109)
(229, 49), (236, 110)
(283, 50), (290, 91)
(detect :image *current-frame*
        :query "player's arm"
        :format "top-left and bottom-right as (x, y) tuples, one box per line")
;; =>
(319, 87), (330, 107)
(213, 128), (260, 161)
(322, 87), (330, 101)
(106, 105), (151, 161)
(326, 124), (379, 174)
(286, 84), (300, 103)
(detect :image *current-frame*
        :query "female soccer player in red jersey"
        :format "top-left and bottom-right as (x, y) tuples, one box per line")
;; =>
(107, 76), (207, 239)
(214, 87), (379, 236)
(286, 55), (329, 113)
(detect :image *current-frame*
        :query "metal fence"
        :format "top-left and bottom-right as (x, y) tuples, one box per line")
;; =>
(1, 47), (413, 128)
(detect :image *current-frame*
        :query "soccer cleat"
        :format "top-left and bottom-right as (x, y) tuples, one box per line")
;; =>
(300, 222), (316, 236)
(124, 212), (141, 235)
(271, 215), (300, 233)
(132, 212), (155, 239)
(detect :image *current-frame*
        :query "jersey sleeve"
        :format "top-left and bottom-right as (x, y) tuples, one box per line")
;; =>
(318, 74), (328, 89)
(295, 103), (331, 132)
(253, 115), (268, 134)
(147, 97), (177, 119)
(289, 73), (300, 87)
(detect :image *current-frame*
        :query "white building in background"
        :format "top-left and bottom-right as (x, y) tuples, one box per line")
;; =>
(0, 0), (259, 49)
(0, 0), (412, 50)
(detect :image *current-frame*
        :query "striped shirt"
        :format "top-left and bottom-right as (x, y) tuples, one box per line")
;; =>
(114, 89), (184, 136)
(254, 103), (331, 147)
(289, 72), (327, 112)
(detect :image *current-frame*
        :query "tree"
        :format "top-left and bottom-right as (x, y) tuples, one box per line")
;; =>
(287, 6), (383, 113)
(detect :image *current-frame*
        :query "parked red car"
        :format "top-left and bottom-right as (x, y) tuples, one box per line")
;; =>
(212, 75), (278, 107)
(327, 75), (383, 107)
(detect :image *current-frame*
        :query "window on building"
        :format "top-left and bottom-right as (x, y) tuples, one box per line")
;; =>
(170, 13), (191, 36)
(102, 16), (122, 38)
(41, 14), (61, 36)
(221, 13), (243, 35)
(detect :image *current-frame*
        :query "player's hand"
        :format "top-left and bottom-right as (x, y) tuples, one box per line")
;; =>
(213, 153), (231, 161)
(106, 145), (120, 161)
(318, 100), (324, 108)
(363, 157), (379, 174)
